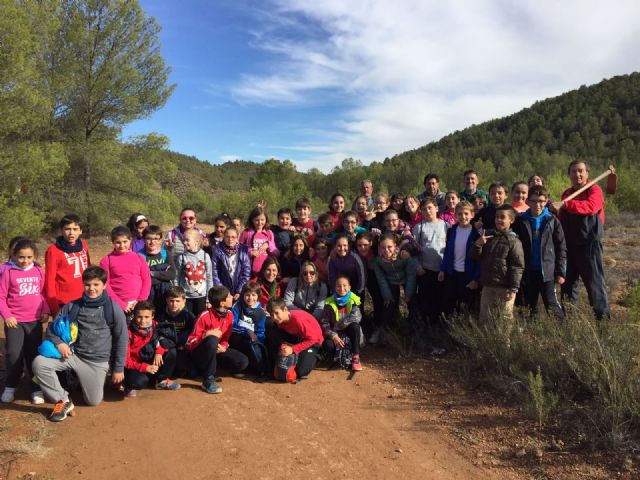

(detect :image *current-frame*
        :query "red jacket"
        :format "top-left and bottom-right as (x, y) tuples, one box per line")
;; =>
(561, 184), (605, 225)
(278, 310), (323, 355)
(185, 308), (233, 351)
(125, 323), (166, 373)
(251, 276), (281, 308)
(44, 240), (91, 314)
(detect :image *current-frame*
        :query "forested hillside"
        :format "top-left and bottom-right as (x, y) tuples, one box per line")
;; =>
(1, 0), (639, 246)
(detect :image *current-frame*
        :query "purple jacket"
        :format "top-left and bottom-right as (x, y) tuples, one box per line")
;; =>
(327, 251), (366, 294)
(211, 244), (252, 295)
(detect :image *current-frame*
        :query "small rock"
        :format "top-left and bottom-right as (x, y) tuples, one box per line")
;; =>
(534, 448), (544, 459)
(515, 448), (527, 458)
(395, 448), (403, 453)
(475, 452), (484, 458)
(491, 459), (501, 466)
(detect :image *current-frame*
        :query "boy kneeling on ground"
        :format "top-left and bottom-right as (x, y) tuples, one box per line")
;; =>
(33, 266), (128, 422)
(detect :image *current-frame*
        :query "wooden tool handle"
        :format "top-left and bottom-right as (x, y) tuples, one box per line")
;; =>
(562, 165), (615, 203)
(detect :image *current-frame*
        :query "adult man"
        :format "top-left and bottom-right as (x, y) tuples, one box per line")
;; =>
(360, 180), (374, 208)
(417, 173), (446, 209)
(459, 170), (489, 204)
(558, 159), (609, 320)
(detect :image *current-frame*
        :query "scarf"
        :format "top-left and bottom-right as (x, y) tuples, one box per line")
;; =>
(81, 290), (108, 308)
(333, 291), (352, 308)
(7, 259), (35, 272)
(222, 242), (240, 257)
(261, 279), (278, 299)
(56, 235), (83, 253)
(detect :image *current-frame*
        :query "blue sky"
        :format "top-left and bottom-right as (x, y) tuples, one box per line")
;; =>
(123, 0), (640, 172)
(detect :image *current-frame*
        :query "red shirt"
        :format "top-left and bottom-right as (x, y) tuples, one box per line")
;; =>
(278, 310), (323, 354)
(44, 241), (91, 313)
(186, 308), (234, 350)
(293, 218), (316, 245)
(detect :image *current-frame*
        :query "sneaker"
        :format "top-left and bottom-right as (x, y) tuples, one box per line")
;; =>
(232, 372), (245, 379)
(156, 379), (181, 391)
(49, 400), (74, 422)
(202, 377), (223, 394)
(351, 356), (363, 372)
(1, 387), (16, 403)
(368, 329), (381, 345)
(125, 388), (138, 398)
(31, 390), (45, 405)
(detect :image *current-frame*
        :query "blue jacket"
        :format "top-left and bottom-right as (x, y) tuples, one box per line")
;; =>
(231, 300), (266, 342)
(440, 225), (481, 283)
(211, 244), (252, 295)
(38, 314), (78, 358)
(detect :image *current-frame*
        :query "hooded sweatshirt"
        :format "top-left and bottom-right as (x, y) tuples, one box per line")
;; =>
(99, 250), (151, 310)
(0, 262), (50, 322)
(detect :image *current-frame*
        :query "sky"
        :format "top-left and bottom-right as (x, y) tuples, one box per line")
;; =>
(123, 0), (640, 172)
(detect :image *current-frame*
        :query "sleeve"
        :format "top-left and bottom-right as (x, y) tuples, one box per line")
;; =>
(237, 250), (252, 294)
(319, 305), (335, 339)
(211, 251), (221, 287)
(219, 316), (232, 349)
(349, 303), (362, 324)
(283, 279), (297, 307)
(553, 219), (567, 278)
(44, 246), (61, 313)
(506, 238), (526, 290)
(185, 312), (207, 350)
(562, 185), (604, 216)
(311, 283), (328, 320)
(0, 273), (12, 319)
(137, 255), (152, 301)
(374, 258), (392, 302)
(267, 231), (279, 255)
(124, 332), (147, 372)
(205, 253), (214, 292)
(291, 316), (321, 354)
(231, 303), (248, 337)
(404, 258), (418, 300)
(469, 242), (482, 261)
(255, 311), (267, 343)
(352, 252), (366, 293)
(110, 301), (129, 373)
(176, 311), (196, 347)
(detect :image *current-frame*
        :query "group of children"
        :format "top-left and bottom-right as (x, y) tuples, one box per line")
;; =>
(0, 159), (608, 422)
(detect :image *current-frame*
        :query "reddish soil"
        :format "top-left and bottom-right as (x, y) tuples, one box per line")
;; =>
(1, 216), (639, 480)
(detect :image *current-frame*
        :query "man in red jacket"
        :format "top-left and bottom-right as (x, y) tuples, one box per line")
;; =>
(558, 160), (609, 320)
(266, 298), (323, 379)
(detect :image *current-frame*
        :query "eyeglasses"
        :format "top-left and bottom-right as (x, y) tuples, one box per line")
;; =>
(527, 199), (546, 204)
(181, 216), (196, 221)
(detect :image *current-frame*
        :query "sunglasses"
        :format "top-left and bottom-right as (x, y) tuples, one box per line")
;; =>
(181, 216), (196, 221)
(302, 270), (316, 276)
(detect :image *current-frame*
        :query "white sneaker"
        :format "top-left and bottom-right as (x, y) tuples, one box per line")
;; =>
(1, 387), (16, 403)
(368, 329), (381, 345)
(31, 390), (45, 405)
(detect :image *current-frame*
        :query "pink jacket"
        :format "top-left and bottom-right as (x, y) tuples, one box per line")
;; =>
(239, 229), (279, 274)
(0, 264), (50, 322)
(99, 250), (151, 310)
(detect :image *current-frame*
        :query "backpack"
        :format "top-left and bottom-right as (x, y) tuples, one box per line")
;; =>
(334, 333), (353, 369)
(274, 344), (298, 383)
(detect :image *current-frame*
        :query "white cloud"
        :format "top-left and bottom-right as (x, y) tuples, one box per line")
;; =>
(231, 0), (640, 171)
(219, 154), (241, 163)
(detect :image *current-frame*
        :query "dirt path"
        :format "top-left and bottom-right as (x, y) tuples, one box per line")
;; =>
(7, 357), (516, 480)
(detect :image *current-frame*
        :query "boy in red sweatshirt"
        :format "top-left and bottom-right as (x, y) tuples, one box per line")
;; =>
(124, 301), (181, 397)
(185, 286), (248, 394)
(266, 298), (323, 379)
(44, 214), (91, 315)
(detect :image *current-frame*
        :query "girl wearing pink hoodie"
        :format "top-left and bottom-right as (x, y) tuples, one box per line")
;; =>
(99, 226), (151, 313)
(0, 239), (50, 404)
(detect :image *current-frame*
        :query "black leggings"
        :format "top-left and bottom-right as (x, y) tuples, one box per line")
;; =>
(186, 297), (207, 317)
(4, 320), (42, 390)
(190, 336), (249, 379)
(321, 322), (361, 358)
(266, 324), (320, 378)
(124, 348), (178, 389)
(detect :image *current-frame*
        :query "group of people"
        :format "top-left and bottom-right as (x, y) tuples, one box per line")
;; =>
(0, 158), (609, 423)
